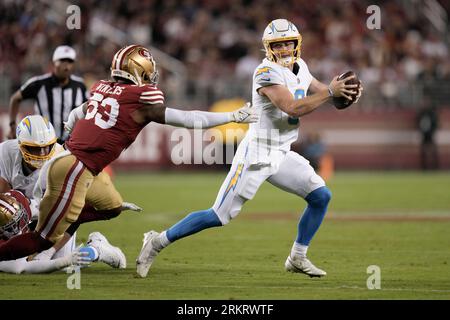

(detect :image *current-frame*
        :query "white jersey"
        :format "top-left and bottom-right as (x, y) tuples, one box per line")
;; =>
(247, 58), (313, 165)
(212, 59), (325, 225)
(0, 140), (64, 218)
(0, 140), (41, 200)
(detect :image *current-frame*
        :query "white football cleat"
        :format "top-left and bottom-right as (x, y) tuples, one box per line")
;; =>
(87, 232), (127, 269)
(121, 202), (142, 212)
(136, 230), (161, 278)
(285, 255), (327, 278)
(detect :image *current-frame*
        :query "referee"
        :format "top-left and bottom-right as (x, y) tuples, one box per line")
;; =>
(8, 45), (88, 142)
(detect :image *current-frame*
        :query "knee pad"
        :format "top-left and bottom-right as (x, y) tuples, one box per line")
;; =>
(305, 186), (331, 208)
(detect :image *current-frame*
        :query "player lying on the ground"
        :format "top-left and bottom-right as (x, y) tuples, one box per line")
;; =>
(0, 44), (258, 262)
(0, 115), (142, 260)
(0, 114), (141, 224)
(0, 190), (126, 274)
(136, 19), (363, 278)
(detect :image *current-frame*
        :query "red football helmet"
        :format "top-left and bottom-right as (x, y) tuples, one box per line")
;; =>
(0, 191), (32, 240)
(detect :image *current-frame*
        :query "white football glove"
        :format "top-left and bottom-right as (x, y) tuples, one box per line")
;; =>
(121, 201), (143, 212)
(231, 102), (259, 123)
(67, 250), (92, 267)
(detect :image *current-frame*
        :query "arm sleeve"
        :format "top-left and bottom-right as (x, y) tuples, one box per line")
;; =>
(165, 108), (232, 129)
(0, 257), (70, 274)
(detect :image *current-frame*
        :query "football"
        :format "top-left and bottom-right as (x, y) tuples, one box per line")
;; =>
(332, 71), (360, 110)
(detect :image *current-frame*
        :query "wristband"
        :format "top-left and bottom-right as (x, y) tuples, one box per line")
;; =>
(328, 87), (334, 97)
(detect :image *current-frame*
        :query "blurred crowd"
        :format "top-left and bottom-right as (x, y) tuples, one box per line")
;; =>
(1, 0), (449, 109)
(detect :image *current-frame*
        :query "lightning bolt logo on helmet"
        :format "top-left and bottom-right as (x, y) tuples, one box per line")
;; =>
(16, 115), (57, 169)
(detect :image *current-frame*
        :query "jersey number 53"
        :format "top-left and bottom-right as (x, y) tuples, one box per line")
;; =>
(85, 92), (120, 129)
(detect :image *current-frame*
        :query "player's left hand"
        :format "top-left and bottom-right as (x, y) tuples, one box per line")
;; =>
(70, 250), (92, 267)
(353, 81), (363, 103)
(231, 102), (259, 123)
(121, 201), (143, 212)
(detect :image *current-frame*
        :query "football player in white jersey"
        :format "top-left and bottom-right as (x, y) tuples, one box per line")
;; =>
(0, 115), (140, 217)
(0, 115), (62, 203)
(0, 190), (127, 273)
(135, 19), (362, 278)
(0, 115), (138, 270)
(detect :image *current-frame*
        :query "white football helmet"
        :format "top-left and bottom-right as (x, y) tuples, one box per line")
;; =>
(262, 19), (302, 67)
(17, 115), (57, 169)
(0, 191), (31, 240)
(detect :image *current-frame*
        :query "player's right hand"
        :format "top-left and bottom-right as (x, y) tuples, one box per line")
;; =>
(329, 75), (359, 100)
(231, 102), (259, 123)
(71, 250), (92, 267)
(353, 82), (364, 103)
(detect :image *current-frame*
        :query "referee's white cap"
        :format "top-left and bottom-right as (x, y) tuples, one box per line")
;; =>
(52, 45), (76, 62)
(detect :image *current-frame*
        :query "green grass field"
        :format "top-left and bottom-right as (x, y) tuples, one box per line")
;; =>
(1, 171), (450, 300)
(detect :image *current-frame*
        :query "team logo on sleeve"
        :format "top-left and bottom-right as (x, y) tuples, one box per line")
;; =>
(255, 67), (272, 82)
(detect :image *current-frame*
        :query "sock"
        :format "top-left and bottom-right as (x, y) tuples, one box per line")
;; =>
(165, 208), (222, 243)
(296, 186), (331, 246)
(154, 231), (171, 250)
(291, 242), (308, 258)
(0, 232), (53, 261)
(79, 246), (99, 261)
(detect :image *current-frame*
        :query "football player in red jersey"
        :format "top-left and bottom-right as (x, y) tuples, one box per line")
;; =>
(0, 45), (257, 261)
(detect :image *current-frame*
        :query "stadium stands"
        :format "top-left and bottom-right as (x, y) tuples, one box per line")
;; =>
(0, 0), (448, 109)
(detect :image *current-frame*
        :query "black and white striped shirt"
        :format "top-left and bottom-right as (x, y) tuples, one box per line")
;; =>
(20, 73), (88, 140)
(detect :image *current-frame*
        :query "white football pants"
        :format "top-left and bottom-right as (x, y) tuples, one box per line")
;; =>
(212, 135), (326, 225)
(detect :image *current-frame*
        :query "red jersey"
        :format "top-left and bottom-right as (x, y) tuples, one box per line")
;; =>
(65, 80), (164, 175)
